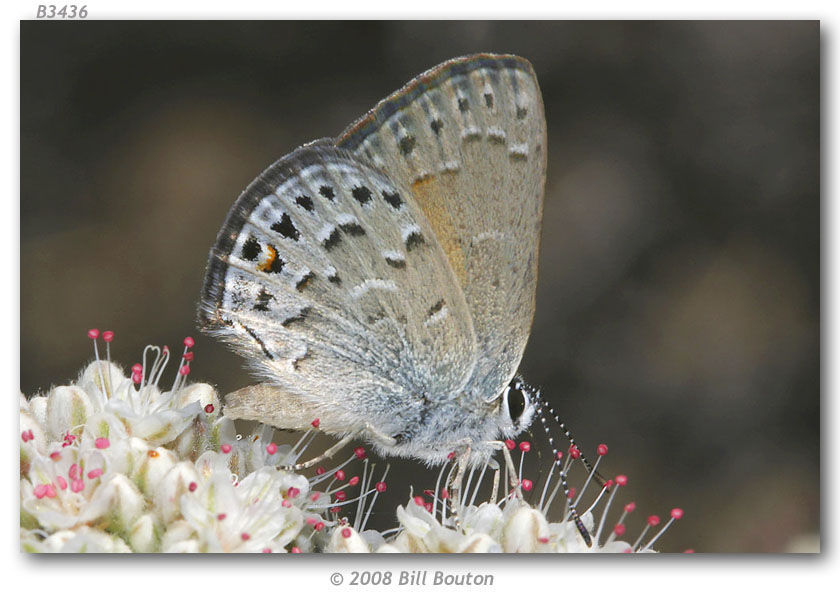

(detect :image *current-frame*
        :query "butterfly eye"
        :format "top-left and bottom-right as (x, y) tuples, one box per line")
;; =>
(503, 382), (529, 424)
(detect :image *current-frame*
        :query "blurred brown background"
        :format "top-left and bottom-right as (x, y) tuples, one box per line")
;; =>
(20, 21), (819, 552)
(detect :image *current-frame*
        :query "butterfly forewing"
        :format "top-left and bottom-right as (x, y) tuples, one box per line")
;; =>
(200, 144), (477, 435)
(338, 54), (546, 403)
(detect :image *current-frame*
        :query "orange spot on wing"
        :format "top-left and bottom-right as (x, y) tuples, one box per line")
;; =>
(258, 245), (277, 273)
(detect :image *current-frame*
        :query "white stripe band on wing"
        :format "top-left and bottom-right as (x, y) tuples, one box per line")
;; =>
(351, 279), (398, 298)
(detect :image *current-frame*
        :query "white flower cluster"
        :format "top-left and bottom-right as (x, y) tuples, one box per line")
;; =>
(326, 497), (637, 553)
(21, 338), (682, 553)
(20, 352), (316, 553)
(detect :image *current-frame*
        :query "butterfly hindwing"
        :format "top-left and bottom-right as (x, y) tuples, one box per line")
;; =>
(200, 143), (477, 437)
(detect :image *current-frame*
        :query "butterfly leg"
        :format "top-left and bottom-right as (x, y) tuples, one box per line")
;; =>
(288, 422), (397, 470)
(445, 443), (472, 530)
(488, 440), (525, 501)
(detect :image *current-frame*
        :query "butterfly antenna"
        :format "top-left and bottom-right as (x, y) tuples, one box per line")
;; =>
(540, 397), (608, 489)
(534, 395), (592, 547)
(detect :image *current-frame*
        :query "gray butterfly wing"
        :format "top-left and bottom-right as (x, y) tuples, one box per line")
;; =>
(337, 54), (546, 403)
(199, 142), (477, 437)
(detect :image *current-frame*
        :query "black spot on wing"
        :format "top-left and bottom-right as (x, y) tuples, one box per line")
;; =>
(484, 93), (494, 109)
(352, 186), (372, 205)
(405, 231), (425, 251)
(254, 289), (274, 312)
(430, 119), (443, 135)
(296, 271), (315, 291)
(319, 185), (335, 201)
(385, 256), (406, 269)
(516, 105), (528, 119)
(282, 307), (310, 327)
(399, 136), (416, 155)
(340, 223), (366, 236)
(458, 97), (469, 112)
(328, 272), (341, 285)
(382, 191), (403, 209)
(271, 214), (300, 240)
(428, 299), (445, 316)
(295, 195), (314, 211)
(323, 228), (341, 251)
(241, 236), (261, 261)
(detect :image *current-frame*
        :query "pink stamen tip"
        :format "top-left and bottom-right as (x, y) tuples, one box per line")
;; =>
(597, 443), (609, 456)
(45, 484), (57, 498)
(613, 523), (626, 536)
(311, 418), (320, 428)
(241, 533), (251, 541)
(519, 441), (531, 452)
(684, 549), (695, 554)
(334, 470), (346, 481)
(281, 499), (292, 508)
(623, 548), (633, 553)
(424, 502), (433, 513)
(291, 547), (302, 553)
(647, 515), (661, 527)
(266, 442), (277, 455)
(220, 444), (232, 454)
(569, 445), (581, 459)
(424, 489), (435, 497)
(71, 479), (84, 493)
(375, 482), (387, 493)
(671, 508), (684, 520)
(132, 373), (142, 384)
(615, 474), (628, 486)
(341, 528), (352, 539)
(538, 537), (550, 544)
(335, 491), (347, 501)
(314, 522), (325, 531)
(262, 548), (272, 553)
(163, 346), (170, 354)
(315, 467), (326, 475)
(305, 517), (318, 526)
(204, 404), (215, 414)
(131, 363), (143, 373)
(183, 351), (194, 361)
(56, 476), (67, 490)
(521, 479), (533, 491)
(87, 468), (103, 479)
(310, 492), (321, 501)
(624, 502), (636, 513)
(68, 464), (79, 479)
(504, 439), (516, 451)
(447, 451), (456, 460)
(87, 329), (100, 339)
(440, 489), (449, 500)
(604, 479), (614, 489)
(568, 487), (577, 500)
(414, 496), (425, 506)
(348, 476), (360, 487)
(34, 484), (48, 499)
(556, 451), (564, 460)
(179, 365), (190, 376)
(188, 482), (197, 492)
(50, 451), (61, 461)
(183, 337), (195, 348)
(217, 513), (227, 521)
(95, 437), (110, 449)
(103, 331), (114, 342)
(354, 446), (367, 459)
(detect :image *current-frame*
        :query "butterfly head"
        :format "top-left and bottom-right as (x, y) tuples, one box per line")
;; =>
(496, 375), (539, 439)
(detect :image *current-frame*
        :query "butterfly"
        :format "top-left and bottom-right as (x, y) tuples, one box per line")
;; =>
(199, 53), (545, 468)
